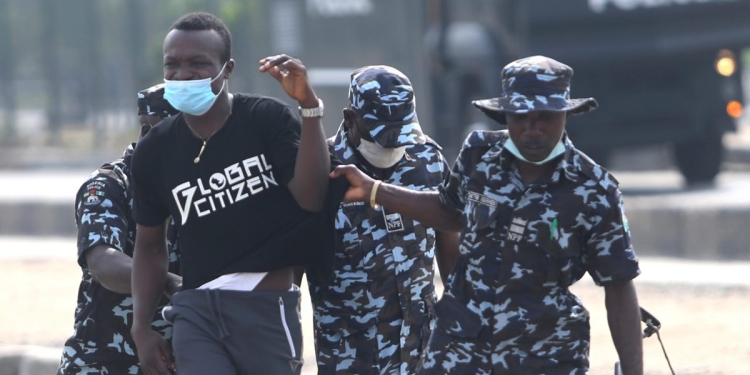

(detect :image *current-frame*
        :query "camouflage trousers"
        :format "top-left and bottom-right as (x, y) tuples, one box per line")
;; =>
(316, 320), (402, 375)
(315, 301), (431, 375)
(57, 340), (141, 375)
(417, 294), (591, 375)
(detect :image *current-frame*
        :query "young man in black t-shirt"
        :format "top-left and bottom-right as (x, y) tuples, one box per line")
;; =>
(130, 12), (333, 375)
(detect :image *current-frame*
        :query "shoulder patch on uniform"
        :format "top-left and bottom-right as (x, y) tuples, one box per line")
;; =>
(463, 130), (504, 149)
(81, 163), (129, 204)
(82, 176), (110, 206)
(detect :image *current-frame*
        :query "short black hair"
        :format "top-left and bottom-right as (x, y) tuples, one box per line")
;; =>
(170, 12), (232, 64)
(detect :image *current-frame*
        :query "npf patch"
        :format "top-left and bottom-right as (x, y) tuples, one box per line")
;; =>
(382, 208), (405, 233)
(507, 216), (527, 243)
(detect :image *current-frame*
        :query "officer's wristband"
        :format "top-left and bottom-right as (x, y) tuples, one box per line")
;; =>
(370, 180), (382, 210)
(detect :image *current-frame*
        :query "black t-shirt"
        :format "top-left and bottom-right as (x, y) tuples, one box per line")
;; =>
(132, 94), (345, 289)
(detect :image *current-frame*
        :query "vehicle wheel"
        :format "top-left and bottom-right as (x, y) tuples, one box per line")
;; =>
(674, 131), (724, 184)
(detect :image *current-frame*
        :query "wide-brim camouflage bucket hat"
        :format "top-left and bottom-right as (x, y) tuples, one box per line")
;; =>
(349, 65), (426, 148)
(472, 55), (598, 124)
(138, 83), (179, 118)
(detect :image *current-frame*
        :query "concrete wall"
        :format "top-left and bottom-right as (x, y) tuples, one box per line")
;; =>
(628, 206), (750, 260)
(0, 346), (60, 375)
(2, 188), (747, 260)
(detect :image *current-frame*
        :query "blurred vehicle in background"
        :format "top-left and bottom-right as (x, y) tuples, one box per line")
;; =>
(253, 0), (749, 184)
(427, 0), (750, 184)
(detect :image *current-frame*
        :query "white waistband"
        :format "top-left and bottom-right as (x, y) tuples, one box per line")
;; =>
(197, 272), (269, 292)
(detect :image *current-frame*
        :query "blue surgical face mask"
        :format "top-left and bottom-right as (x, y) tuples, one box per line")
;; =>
(164, 63), (227, 116)
(504, 134), (566, 165)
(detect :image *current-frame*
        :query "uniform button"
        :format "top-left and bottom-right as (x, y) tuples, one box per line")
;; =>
(391, 234), (399, 241)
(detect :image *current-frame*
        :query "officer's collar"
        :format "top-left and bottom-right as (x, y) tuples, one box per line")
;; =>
(483, 131), (579, 184)
(556, 135), (580, 183)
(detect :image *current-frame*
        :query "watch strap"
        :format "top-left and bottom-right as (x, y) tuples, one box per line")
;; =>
(299, 98), (324, 118)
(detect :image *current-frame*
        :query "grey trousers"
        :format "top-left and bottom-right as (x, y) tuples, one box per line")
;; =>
(163, 287), (304, 375)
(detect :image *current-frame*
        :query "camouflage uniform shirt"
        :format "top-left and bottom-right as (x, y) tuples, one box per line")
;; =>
(58, 144), (180, 375)
(419, 130), (640, 375)
(306, 125), (450, 375)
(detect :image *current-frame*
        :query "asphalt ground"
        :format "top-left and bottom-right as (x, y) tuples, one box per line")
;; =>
(1, 236), (749, 375)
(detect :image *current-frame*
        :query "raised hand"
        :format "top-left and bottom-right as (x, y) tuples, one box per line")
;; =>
(259, 54), (318, 108)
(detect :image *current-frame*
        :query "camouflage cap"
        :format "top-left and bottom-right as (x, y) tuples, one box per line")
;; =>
(137, 83), (179, 118)
(349, 65), (425, 148)
(472, 55), (598, 124)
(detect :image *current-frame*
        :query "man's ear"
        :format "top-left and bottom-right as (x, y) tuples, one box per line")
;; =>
(342, 108), (363, 147)
(224, 59), (236, 79)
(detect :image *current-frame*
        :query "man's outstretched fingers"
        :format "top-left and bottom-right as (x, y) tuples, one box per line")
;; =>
(259, 59), (286, 82)
(259, 54), (291, 71)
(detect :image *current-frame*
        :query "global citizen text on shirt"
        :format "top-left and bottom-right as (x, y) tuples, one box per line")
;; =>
(172, 153), (278, 225)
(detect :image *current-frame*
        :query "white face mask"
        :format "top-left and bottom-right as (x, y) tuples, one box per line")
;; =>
(504, 136), (566, 165)
(356, 139), (407, 169)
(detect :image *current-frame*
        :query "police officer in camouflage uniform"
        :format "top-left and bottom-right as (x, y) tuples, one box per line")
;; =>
(306, 66), (459, 375)
(57, 84), (182, 375)
(331, 56), (644, 375)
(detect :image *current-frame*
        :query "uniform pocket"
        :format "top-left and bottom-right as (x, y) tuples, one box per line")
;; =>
(418, 328), (482, 375)
(333, 238), (365, 269)
(462, 196), (501, 232)
(414, 294), (437, 353)
(433, 294), (482, 339)
(334, 204), (369, 268)
(533, 217), (584, 286)
(539, 226), (580, 258)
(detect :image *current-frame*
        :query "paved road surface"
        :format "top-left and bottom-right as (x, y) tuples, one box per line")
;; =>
(2, 236), (750, 374)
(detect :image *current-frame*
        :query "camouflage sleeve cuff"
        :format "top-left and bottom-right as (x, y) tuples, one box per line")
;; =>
(77, 238), (126, 270)
(588, 249), (641, 286)
(75, 175), (129, 269)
